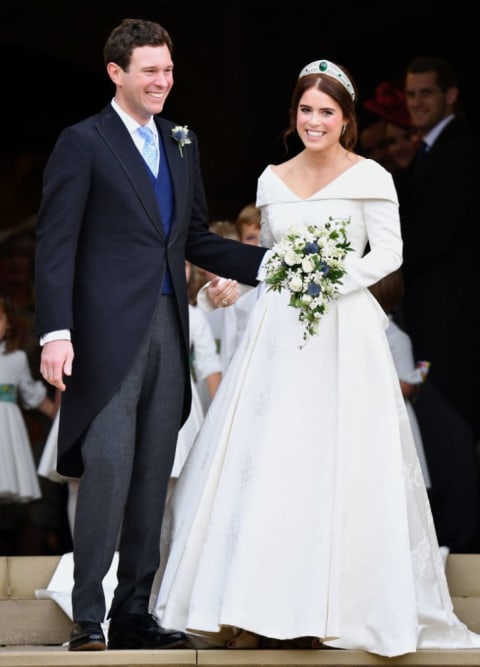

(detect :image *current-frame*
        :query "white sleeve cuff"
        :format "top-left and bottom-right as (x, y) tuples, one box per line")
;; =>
(197, 282), (215, 312)
(40, 330), (71, 346)
(256, 249), (273, 282)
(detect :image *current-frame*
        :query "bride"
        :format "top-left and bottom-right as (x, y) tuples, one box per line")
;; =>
(150, 59), (480, 657)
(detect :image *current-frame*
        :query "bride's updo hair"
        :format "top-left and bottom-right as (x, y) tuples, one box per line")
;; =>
(282, 60), (358, 152)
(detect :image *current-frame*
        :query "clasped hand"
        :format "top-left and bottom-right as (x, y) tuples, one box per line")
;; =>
(206, 276), (240, 308)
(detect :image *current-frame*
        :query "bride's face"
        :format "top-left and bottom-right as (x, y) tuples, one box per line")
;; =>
(296, 87), (345, 151)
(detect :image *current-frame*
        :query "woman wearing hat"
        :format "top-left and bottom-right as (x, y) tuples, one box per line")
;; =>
(363, 81), (419, 173)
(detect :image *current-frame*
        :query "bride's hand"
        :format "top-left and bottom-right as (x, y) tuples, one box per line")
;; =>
(206, 276), (240, 308)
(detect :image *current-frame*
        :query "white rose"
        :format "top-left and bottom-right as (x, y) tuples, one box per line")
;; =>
(302, 257), (315, 273)
(285, 250), (300, 266)
(288, 275), (303, 292)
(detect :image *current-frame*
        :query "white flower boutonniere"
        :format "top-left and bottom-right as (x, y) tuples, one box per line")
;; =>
(264, 217), (353, 347)
(171, 125), (192, 157)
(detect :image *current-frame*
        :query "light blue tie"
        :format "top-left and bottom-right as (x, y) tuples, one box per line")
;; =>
(137, 125), (158, 176)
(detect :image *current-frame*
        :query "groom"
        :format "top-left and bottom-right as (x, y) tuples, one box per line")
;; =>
(34, 18), (266, 651)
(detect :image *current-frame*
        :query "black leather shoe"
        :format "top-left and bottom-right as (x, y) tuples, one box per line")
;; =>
(108, 613), (187, 650)
(69, 621), (106, 651)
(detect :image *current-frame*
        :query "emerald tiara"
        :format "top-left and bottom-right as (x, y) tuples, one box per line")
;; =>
(298, 60), (355, 101)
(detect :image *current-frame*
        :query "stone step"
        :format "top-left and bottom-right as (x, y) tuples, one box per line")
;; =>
(1, 555), (480, 666)
(1, 646), (480, 667)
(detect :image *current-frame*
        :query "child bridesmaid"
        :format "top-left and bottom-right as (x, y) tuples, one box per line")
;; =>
(0, 289), (58, 503)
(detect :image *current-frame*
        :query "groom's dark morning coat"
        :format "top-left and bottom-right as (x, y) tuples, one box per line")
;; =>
(35, 105), (266, 476)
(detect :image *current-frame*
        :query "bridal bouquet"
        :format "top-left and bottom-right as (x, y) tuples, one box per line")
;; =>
(264, 217), (353, 346)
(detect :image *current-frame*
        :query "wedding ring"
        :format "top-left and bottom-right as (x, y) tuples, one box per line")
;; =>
(222, 298), (228, 306)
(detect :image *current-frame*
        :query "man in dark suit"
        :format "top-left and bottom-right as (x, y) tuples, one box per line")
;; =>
(34, 18), (266, 651)
(396, 56), (480, 552)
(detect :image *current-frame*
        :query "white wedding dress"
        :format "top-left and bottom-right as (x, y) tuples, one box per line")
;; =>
(152, 160), (480, 656)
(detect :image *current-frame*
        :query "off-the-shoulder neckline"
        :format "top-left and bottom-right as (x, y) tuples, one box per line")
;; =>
(266, 159), (370, 201)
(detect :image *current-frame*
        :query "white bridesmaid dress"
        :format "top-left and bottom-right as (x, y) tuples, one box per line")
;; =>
(0, 342), (43, 502)
(171, 304), (222, 477)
